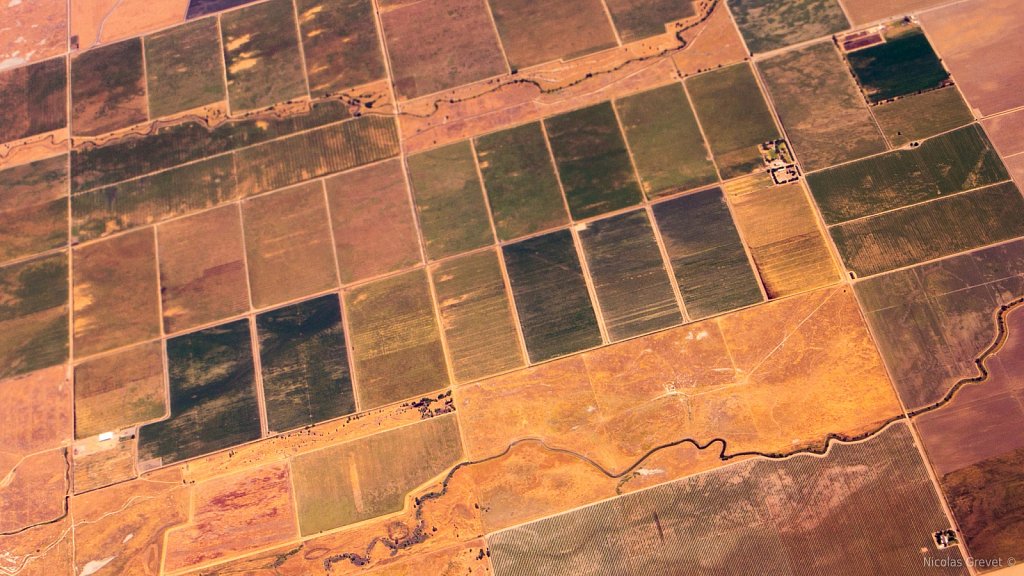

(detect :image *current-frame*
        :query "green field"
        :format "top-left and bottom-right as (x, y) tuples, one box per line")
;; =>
(847, 27), (949, 103)
(502, 229), (602, 362)
(220, 0), (307, 111)
(870, 86), (974, 147)
(807, 124), (1009, 224)
(137, 319), (261, 466)
(406, 140), (494, 260)
(727, 0), (849, 54)
(830, 182), (1024, 277)
(652, 188), (763, 319)
(431, 249), (524, 382)
(474, 122), (569, 240)
(615, 83), (718, 198)
(0, 156), (68, 264)
(0, 254), (68, 379)
(144, 17), (226, 118)
(686, 63), (780, 179)
(544, 102), (643, 219)
(257, 294), (355, 433)
(295, 0), (386, 95)
(578, 210), (682, 340)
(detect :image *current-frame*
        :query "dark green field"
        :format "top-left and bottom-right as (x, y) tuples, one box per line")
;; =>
(406, 140), (494, 260)
(615, 83), (717, 198)
(847, 27), (949, 103)
(0, 155), (67, 264)
(431, 249), (524, 382)
(220, 0), (307, 111)
(137, 319), (262, 466)
(807, 124), (1009, 224)
(870, 86), (974, 147)
(604, 0), (696, 42)
(727, 0), (849, 54)
(578, 210), (681, 340)
(0, 253), (68, 379)
(686, 63), (780, 179)
(296, 0), (386, 95)
(474, 122), (568, 241)
(0, 57), (67, 143)
(71, 38), (148, 136)
(502, 229), (602, 362)
(256, 294), (355, 433)
(72, 154), (239, 242)
(144, 17), (226, 118)
(830, 181), (1024, 277)
(343, 269), (450, 408)
(652, 188), (763, 319)
(544, 102), (643, 219)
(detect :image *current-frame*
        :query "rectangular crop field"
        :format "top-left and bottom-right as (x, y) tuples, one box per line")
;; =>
(144, 17), (226, 118)
(430, 249), (524, 382)
(806, 124), (1009, 224)
(544, 102), (643, 219)
(137, 319), (261, 466)
(71, 38), (148, 136)
(73, 229), (161, 358)
(343, 269), (450, 408)
(220, 0), (307, 111)
(74, 342), (166, 438)
(846, 26), (948, 104)
(830, 181), (1024, 277)
(295, 0), (386, 95)
(758, 41), (885, 172)
(686, 63), (780, 178)
(0, 254), (68, 379)
(241, 182), (337, 309)
(324, 159), (421, 283)
(577, 210), (681, 340)
(615, 83), (717, 198)
(0, 155), (67, 264)
(603, 0), (696, 42)
(652, 188), (762, 319)
(502, 229), (602, 362)
(870, 86), (974, 147)
(406, 140), (494, 260)
(256, 294), (354, 432)
(727, 0), (849, 54)
(487, 0), (617, 70)
(474, 122), (569, 241)
(0, 57), (67, 143)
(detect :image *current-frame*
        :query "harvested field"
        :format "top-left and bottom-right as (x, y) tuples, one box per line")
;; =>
(0, 0), (66, 71)
(406, 140), (494, 260)
(0, 57), (67, 144)
(72, 154), (239, 242)
(256, 294), (355, 433)
(544, 102), (643, 219)
(980, 108), (1024, 158)
(473, 122), (569, 241)
(731, 182), (838, 298)
(0, 254), (68, 379)
(487, 423), (966, 576)
(615, 83), (717, 197)
(0, 155), (67, 264)
(604, 0), (697, 42)
(325, 159), (421, 283)
(727, 0), (849, 54)
(157, 204), (249, 333)
(502, 229), (602, 362)
(72, 229), (161, 357)
(291, 414), (462, 535)
(652, 188), (763, 319)
(758, 41), (885, 172)
(343, 269), (450, 408)
(73, 341), (165, 438)
(144, 16), (226, 118)
(842, 0), (949, 26)
(241, 181), (338, 308)
(871, 86), (974, 147)
(164, 463), (298, 571)
(686, 63), (780, 178)
(71, 0), (186, 49)
(220, 0), (307, 111)
(70, 39), (147, 136)
(846, 25), (949, 104)
(72, 435), (136, 493)
(379, 0), (508, 99)
(487, 0), (617, 70)
(296, 0), (386, 95)
(920, 0), (1024, 116)
(830, 181), (1024, 277)
(577, 210), (682, 340)
(806, 124), (1008, 224)
(234, 115), (401, 195)
(430, 249), (524, 382)
(137, 318), (261, 467)
(855, 238), (1024, 410)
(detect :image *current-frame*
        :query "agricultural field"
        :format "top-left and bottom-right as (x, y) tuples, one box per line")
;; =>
(144, 17), (226, 118)
(70, 38), (148, 136)
(73, 341), (166, 438)
(0, 0), (66, 70)
(727, 0), (849, 54)
(0, 155), (67, 264)
(603, 0), (697, 42)
(871, 86), (974, 147)
(295, 0), (386, 95)
(0, 254), (68, 379)
(845, 24), (949, 104)
(0, 56), (67, 143)
(487, 0), (617, 70)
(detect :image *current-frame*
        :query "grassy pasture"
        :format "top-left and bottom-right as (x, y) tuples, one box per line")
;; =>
(0, 253), (68, 379)
(807, 124), (1009, 224)
(604, 0), (697, 42)
(474, 122), (569, 241)
(488, 0), (616, 70)
(727, 0), (849, 54)
(846, 27), (949, 104)
(870, 86), (973, 147)
(144, 17), (226, 118)
(0, 56), (67, 143)
(615, 83), (717, 198)
(296, 0), (386, 95)
(220, 0), (306, 111)
(0, 155), (67, 264)
(544, 102), (643, 219)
